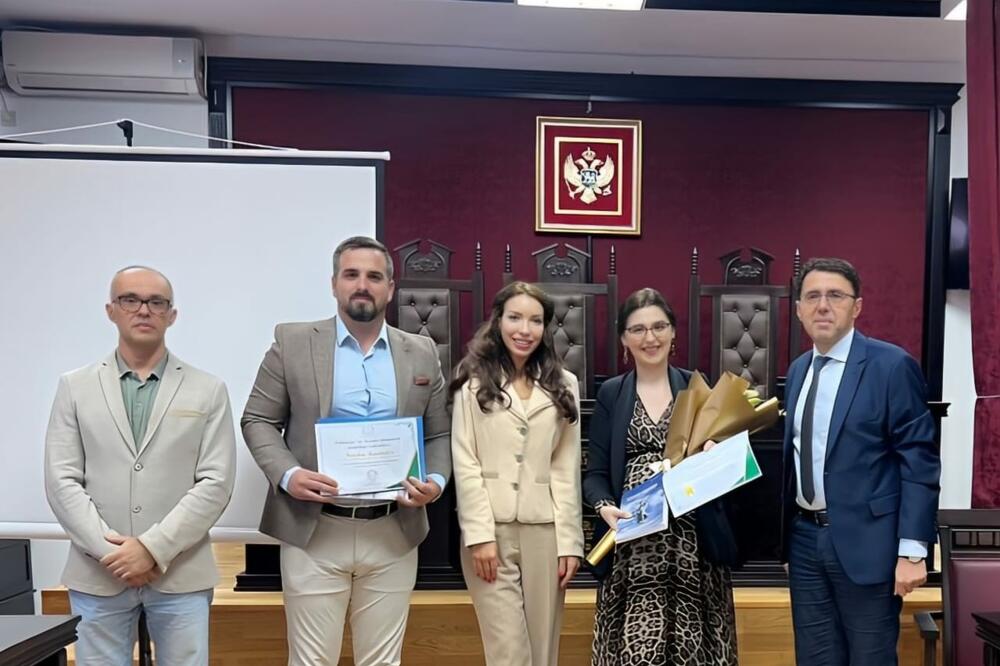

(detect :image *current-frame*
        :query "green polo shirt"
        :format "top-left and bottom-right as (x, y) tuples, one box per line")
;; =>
(115, 351), (169, 446)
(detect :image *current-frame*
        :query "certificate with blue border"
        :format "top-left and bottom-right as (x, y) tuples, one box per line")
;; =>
(314, 416), (425, 495)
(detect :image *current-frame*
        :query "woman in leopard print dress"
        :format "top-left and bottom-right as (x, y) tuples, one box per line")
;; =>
(583, 288), (739, 665)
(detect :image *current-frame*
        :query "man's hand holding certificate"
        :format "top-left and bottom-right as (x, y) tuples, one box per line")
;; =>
(314, 416), (426, 496)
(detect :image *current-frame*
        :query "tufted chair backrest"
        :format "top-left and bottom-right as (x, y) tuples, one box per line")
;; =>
(390, 239), (485, 385)
(547, 293), (590, 397)
(687, 247), (801, 399)
(397, 288), (456, 380)
(718, 293), (774, 397)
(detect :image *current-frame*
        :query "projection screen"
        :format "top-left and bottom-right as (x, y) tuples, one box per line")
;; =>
(0, 143), (387, 540)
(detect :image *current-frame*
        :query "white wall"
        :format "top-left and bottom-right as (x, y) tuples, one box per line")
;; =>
(0, 74), (209, 610)
(0, 89), (207, 148)
(940, 88), (975, 509)
(942, 290), (975, 508)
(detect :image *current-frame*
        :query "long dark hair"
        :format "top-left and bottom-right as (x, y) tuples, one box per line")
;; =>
(450, 281), (578, 423)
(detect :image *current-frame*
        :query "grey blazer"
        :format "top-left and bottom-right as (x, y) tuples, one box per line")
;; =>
(241, 318), (452, 549)
(44, 353), (236, 596)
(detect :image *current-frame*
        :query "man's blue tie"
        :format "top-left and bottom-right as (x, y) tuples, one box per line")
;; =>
(800, 355), (831, 505)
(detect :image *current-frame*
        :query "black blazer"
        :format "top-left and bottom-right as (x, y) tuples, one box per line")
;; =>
(582, 367), (741, 580)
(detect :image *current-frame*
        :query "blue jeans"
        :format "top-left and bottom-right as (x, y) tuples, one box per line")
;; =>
(788, 516), (901, 665)
(69, 587), (212, 666)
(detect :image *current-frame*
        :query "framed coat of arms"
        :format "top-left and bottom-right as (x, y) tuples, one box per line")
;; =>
(535, 116), (642, 236)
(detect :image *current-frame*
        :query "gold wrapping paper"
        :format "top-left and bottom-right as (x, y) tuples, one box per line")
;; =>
(585, 529), (617, 567)
(663, 372), (711, 465)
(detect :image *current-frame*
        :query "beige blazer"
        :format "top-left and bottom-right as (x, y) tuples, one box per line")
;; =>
(44, 353), (236, 596)
(240, 318), (451, 550)
(452, 369), (583, 557)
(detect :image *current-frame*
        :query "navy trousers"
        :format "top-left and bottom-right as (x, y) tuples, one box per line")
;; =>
(788, 516), (902, 665)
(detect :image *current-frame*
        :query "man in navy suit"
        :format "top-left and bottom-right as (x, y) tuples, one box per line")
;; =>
(781, 257), (940, 665)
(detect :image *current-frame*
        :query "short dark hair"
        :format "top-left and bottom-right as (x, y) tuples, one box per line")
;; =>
(618, 288), (677, 336)
(795, 257), (861, 299)
(332, 236), (394, 280)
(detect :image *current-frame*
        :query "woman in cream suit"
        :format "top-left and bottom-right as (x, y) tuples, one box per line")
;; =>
(451, 281), (583, 666)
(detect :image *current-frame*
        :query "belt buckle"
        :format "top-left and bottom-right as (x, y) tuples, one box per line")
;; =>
(799, 507), (820, 525)
(804, 509), (828, 526)
(355, 503), (390, 520)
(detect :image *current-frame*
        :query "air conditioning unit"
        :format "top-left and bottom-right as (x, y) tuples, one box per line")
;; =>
(1, 31), (205, 99)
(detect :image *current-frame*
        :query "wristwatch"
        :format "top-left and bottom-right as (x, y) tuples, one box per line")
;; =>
(906, 555), (925, 563)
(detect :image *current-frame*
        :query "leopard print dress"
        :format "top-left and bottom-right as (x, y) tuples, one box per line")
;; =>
(591, 399), (739, 666)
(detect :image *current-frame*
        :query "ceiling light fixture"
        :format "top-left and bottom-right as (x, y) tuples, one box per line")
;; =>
(944, 0), (966, 20)
(516, 0), (645, 10)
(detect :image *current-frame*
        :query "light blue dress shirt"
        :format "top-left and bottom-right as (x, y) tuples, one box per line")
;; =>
(331, 315), (398, 420)
(280, 317), (445, 498)
(793, 328), (925, 559)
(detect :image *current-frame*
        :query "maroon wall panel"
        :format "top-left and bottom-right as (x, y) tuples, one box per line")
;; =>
(232, 87), (929, 376)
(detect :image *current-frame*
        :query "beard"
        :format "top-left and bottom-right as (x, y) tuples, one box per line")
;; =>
(344, 295), (381, 322)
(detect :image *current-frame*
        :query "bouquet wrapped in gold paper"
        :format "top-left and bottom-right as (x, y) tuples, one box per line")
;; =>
(585, 371), (781, 567)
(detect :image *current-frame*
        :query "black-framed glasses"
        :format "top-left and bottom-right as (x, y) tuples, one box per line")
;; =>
(624, 321), (672, 338)
(114, 295), (172, 315)
(800, 290), (857, 307)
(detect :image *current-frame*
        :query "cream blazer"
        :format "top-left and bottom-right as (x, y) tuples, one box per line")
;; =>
(44, 353), (236, 596)
(452, 369), (583, 557)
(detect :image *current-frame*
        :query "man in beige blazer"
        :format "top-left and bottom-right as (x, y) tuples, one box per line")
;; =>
(44, 266), (236, 666)
(242, 236), (451, 666)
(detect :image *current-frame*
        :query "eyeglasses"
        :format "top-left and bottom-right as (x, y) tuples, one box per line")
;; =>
(624, 321), (672, 338)
(800, 290), (857, 307)
(114, 295), (172, 315)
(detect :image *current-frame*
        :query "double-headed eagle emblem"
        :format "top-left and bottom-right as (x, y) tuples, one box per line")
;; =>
(563, 146), (615, 204)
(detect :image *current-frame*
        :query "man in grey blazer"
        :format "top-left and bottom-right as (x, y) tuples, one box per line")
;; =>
(44, 266), (236, 666)
(242, 236), (451, 666)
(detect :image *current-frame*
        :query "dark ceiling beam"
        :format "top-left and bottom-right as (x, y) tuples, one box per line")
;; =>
(208, 57), (962, 112)
(462, 0), (941, 18)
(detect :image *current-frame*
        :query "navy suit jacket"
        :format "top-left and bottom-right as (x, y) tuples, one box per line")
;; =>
(780, 330), (940, 585)
(583, 367), (739, 580)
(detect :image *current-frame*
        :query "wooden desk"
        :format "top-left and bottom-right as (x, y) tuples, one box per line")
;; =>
(0, 615), (79, 666)
(973, 612), (1000, 666)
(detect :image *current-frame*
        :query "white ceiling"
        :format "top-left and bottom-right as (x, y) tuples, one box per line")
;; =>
(0, 0), (966, 82)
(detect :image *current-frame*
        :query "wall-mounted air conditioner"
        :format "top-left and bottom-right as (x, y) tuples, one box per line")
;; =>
(1, 31), (205, 99)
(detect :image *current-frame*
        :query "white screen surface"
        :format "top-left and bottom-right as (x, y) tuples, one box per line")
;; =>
(0, 145), (386, 539)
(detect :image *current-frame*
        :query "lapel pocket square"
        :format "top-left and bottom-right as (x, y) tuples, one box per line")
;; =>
(168, 409), (206, 418)
(414, 376), (431, 386)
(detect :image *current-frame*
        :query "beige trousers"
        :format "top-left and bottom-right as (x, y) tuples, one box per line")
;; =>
(280, 513), (418, 666)
(461, 522), (565, 666)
